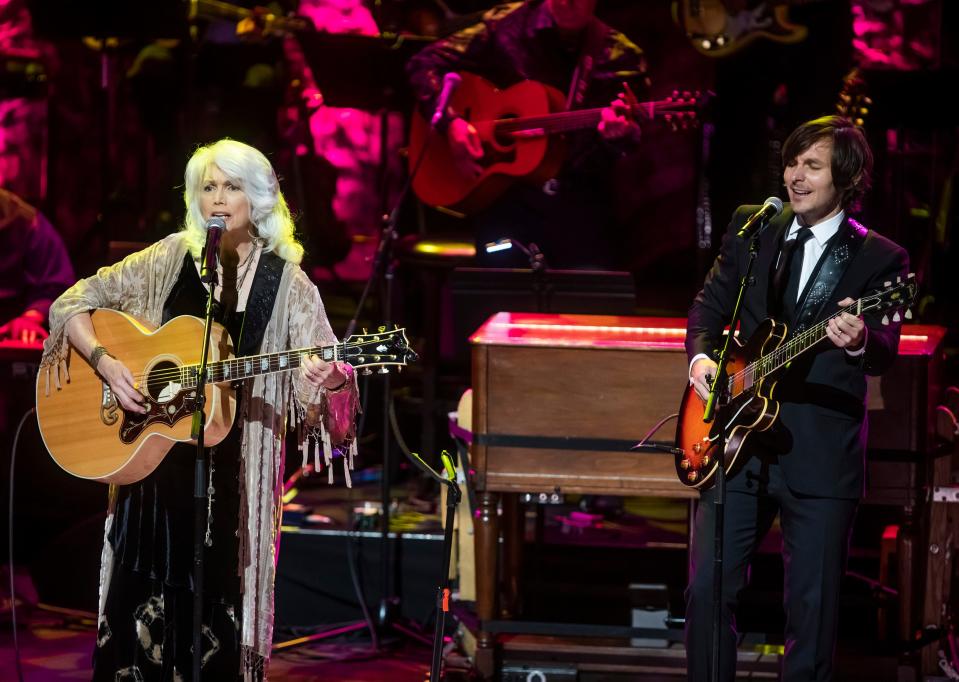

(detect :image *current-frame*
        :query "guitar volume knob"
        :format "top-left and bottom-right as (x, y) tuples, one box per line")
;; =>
(687, 471), (699, 483)
(680, 458), (690, 470)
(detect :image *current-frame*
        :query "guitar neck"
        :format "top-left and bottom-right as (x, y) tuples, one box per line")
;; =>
(192, 0), (312, 33)
(182, 343), (341, 387)
(493, 99), (672, 137)
(729, 304), (857, 399)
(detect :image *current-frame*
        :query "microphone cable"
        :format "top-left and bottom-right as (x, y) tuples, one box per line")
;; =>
(8, 406), (36, 682)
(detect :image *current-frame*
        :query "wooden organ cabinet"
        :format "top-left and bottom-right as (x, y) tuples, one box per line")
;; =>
(466, 312), (948, 679)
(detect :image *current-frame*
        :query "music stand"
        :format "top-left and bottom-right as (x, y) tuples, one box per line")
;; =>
(293, 30), (437, 651)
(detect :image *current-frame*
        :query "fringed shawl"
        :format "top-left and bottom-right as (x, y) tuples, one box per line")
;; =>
(39, 232), (359, 678)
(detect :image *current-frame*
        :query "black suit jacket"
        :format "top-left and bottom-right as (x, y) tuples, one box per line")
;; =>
(686, 204), (910, 499)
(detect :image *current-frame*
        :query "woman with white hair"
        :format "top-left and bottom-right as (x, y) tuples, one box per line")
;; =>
(40, 138), (359, 680)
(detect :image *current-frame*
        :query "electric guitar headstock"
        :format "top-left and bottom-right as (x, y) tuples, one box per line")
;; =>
(857, 273), (918, 325)
(342, 326), (418, 374)
(836, 67), (871, 130)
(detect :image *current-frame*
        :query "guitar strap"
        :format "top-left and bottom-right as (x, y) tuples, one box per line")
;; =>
(237, 252), (284, 356)
(790, 218), (868, 336)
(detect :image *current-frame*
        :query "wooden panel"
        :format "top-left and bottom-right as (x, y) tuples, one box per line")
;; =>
(485, 448), (697, 498)
(484, 346), (687, 441)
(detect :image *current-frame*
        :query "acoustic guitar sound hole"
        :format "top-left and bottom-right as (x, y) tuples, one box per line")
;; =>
(146, 360), (183, 403)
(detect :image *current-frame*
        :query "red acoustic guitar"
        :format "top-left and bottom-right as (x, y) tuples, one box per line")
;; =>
(674, 275), (917, 489)
(409, 72), (704, 214)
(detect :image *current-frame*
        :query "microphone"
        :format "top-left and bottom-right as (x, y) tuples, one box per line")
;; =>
(431, 72), (462, 130)
(200, 217), (226, 283)
(736, 196), (783, 239)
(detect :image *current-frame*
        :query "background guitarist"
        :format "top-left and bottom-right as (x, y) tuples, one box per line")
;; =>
(684, 115), (909, 681)
(406, 0), (650, 270)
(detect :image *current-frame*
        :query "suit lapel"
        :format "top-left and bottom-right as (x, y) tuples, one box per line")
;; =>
(791, 216), (868, 335)
(759, 206), (793, 318)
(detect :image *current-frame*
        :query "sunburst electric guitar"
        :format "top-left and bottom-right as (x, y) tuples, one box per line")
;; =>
(36, 309), (416, 485)
(675, 275), (917, 489)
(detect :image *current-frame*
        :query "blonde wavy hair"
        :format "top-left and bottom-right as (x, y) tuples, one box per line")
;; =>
(182, 139), (304, 264)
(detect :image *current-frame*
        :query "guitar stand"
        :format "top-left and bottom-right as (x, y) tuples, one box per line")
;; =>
(701, 221), (766, 682)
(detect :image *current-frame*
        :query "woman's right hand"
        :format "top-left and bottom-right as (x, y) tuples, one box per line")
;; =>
(98, 355), (147, 413)
(447, 117), (484, 179)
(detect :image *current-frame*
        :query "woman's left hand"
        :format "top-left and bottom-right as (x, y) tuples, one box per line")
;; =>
(300, 354), (347, 389)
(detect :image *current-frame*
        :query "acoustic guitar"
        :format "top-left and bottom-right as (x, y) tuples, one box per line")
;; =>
(675, 275), (917, 489)
(672, 0), (822, 58)
(35, 308), (415, 485)
(409, 72), (704, 214)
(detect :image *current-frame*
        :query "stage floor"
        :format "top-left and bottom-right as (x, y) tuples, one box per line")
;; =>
(0, 605), (433, 681)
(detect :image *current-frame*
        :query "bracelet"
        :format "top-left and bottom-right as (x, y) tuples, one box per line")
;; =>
(90, 345), (113, 370)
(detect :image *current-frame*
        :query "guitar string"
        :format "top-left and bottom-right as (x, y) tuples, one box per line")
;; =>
(128, 343), (343, 384)
(492, 98), (693, 133)
(127, 338), (406, 385)
(729, 299), (862, 392)
(727, 287), (902, 395)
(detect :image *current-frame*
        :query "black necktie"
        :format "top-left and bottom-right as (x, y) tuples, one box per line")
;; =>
(772, 226), (813, 314)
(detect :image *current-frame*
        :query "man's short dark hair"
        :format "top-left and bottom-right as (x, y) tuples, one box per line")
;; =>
(782, 115), (873, 211)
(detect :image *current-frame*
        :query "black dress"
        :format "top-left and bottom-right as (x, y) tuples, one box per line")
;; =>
(92, 253), (279, 682)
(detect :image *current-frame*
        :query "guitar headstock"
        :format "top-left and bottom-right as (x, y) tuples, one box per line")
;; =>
(343, 326), (418, 374)
(836, 68), (871, 129)
(636, 89), (713, 131)
(858, 273), (918, 325)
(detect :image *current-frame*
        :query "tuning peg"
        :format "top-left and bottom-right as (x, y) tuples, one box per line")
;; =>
(882, 314), (889, 325)
(362, 328), (368, 335)
(893, 311), (901, 322)
(377, 367), (389, 374)
(377, 325), (386, 333)
(884, 281), (891, 287)
(896, 275), (902, 283)
(360, 368), (373, 376)
(905, 308), (913, 319)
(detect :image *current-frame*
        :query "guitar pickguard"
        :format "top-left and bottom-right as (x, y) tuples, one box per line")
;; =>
(118, 389), (198, 444)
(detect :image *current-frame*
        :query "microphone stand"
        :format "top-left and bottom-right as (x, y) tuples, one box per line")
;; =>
(191, 224), (222, 680)
(701, 221), (766, 682)
(343, 102), (450, 642)
(403, 450), (462, 682)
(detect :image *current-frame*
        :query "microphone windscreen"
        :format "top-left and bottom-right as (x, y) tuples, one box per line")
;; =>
(205, 217), (227, 231)
(763, 196), (784, 215)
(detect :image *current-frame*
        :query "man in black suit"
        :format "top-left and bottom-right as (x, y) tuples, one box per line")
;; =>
(684, 115), (910, 681)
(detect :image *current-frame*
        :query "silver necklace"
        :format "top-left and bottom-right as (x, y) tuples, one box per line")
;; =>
(233, 243), (260, 293)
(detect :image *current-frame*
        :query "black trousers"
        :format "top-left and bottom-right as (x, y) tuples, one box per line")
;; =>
(684, 453), (858, 682)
